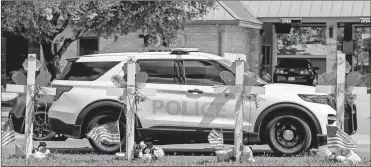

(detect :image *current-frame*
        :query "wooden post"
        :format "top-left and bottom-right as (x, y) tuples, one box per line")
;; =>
(316, 51), (368, 128)
(214, 53), (265, 162)
(126, 58), (136, 161)
(234, 56), (244, 161)
(25, 55), (37, 159)
(336, 52), (346, 130)
(5, 54), (56, 159)
(106, 57), (156, 161)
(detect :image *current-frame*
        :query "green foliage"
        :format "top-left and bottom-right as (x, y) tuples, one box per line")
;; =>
(277, 27), (326, 55)
(2, 1), (215, 44)
(1, 1), (215, 78)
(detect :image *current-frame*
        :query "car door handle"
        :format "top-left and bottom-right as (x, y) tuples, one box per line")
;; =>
(188, 89), (203, 94)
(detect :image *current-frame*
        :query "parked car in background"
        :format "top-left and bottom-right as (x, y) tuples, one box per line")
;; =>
(273, 59), (320, 86)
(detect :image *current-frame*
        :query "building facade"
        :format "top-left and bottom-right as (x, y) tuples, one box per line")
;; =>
(2, 1), (370, 86)
(56, 1), (263, 73)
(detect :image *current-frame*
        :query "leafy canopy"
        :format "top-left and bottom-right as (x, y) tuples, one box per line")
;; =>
(2, 1), (215, 44)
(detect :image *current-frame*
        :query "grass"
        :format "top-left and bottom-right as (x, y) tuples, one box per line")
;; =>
(1, 152), (370, 166)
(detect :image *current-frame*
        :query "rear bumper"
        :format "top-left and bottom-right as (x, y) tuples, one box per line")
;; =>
(49, 117), (82, 139)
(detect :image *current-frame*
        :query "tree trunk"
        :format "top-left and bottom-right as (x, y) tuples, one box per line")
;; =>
(41, 43), (60, 80)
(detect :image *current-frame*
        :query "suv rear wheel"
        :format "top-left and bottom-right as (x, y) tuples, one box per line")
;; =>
(266, 115), (312, 155)
(33, 111), (56, 141)
(86, 112), (126, 154)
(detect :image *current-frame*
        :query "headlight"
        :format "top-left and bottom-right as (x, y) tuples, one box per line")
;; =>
(298, 94), (336, 110)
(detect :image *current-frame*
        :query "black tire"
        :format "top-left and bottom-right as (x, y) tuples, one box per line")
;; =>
(266, 115), (312, 155)
(86, 112), (127, 154)
(33, 111), (56, 141)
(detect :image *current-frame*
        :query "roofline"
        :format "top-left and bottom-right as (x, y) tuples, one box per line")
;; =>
(219, 1), (262, 29)
(239, 20), (262, 29)
(258, 17), (371, 23)
(187, 20), (240, 26)
(189, 18), (262, 29)
(218, 1), (239, 20)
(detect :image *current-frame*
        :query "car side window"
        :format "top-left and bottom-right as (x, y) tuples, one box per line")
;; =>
(183, 60), (224, 86)
(138, 60), (176, 84)
(60, 61), (120, 81)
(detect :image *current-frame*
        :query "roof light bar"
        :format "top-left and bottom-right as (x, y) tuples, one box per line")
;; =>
(170, 48), (200, 55)
(170, 48), (199, 52)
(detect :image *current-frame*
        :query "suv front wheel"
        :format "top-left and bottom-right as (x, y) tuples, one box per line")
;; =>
(86, 113), (126, 154)
(266, 115), (312, 155)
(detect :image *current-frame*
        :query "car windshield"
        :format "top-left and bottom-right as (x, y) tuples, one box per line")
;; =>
(279, 59), (309, 68)
(218, 59), (269, 86)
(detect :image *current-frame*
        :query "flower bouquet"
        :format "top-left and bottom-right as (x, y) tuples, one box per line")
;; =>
(215, 147), (235, 162)
(134, 141), (164, 161)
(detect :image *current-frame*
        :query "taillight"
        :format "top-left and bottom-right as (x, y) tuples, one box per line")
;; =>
(52, 85), (73, 100)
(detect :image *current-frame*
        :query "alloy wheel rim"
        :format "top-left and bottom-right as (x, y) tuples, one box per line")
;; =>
(275, 121), (303, 148)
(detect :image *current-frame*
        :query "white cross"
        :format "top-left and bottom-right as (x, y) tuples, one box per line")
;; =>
(316, 51), (368, 130)
(105, 57), (156, 162)
(5, 54), (56, 159)
(214, 53), (265, 162)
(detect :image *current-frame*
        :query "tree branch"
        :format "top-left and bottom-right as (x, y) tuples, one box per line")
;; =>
(55, 27), (88, 58)
(57, 18), (69, 33)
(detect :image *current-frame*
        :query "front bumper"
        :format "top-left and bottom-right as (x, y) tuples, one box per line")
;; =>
(49, 117), (82, 139)
(274, 74), (313, 84)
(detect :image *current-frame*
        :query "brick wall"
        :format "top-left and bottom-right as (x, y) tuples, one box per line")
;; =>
(58, 24), (261, 73)
(223, 26), (261, 73)
(180, 25), (219, 55)
(98, 25), (219, 55)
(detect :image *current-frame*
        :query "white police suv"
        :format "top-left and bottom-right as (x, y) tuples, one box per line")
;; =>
(48, 48), (357, 155)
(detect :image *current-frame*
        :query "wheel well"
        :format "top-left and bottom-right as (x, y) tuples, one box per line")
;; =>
(255, 103), (321, 147)
(77, 100), (142, 137)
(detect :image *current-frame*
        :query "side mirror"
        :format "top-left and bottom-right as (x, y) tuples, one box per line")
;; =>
(313, 67), (320, 70)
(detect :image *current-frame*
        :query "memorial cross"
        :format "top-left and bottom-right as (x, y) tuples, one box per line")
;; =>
(6, 54), (56, 159)
(106, 57), (156, 161)
(214, 53), (265, 162)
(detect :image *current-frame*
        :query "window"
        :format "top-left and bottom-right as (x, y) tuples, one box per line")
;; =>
(59, 61), (120, 81)
(138, 60), (176, 84)
(277, 26), (326, 56)
(278, 59), (310, 68)
(262, 45), (271, 65)
(183, 60), (224, 86)
(79, 38), (99, 56)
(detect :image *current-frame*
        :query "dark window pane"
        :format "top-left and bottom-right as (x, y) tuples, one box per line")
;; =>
(59, 61), (119, 81)
(138, 60), (175, 84)
(80, 38), (99, 56)
(278, 59), (310, 68)
(184, 60), (224, 85)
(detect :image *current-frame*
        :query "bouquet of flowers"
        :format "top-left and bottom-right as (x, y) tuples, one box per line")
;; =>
(134, 141), (164, 161)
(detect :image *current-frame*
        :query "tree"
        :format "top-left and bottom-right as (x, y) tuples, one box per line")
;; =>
(277, 27), (326, 55)
(2, 1), (215, 79)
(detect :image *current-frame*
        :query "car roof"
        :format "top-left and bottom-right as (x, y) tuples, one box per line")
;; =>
(72, 52), (225, 62)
